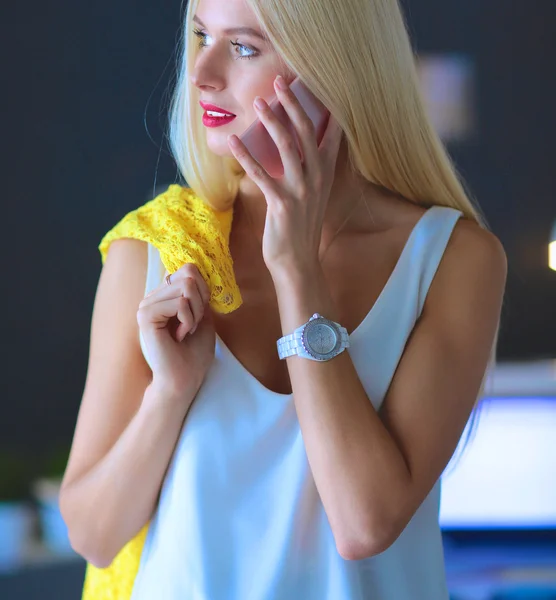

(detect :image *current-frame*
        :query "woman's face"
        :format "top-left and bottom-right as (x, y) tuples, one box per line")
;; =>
(189, 0), (294, 157)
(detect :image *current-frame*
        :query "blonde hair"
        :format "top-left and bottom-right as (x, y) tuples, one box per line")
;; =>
(168, 0), (501, 465)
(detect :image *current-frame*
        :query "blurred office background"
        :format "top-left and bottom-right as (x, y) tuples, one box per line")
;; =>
(2, 1), (556, 599)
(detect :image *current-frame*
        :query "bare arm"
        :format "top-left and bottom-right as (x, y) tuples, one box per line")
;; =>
(272, 221), (507, 560)
(59, 239), (198, 568)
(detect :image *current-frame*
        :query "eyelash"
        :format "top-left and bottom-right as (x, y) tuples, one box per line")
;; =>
(192, 28), (257, 60)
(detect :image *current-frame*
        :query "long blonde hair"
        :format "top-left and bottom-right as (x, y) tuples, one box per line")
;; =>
(168, 0), (500, 465)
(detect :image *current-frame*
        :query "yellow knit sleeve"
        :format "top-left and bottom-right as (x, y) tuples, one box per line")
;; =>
(81, 524), (148, 600)
(98, 184), (242, 314)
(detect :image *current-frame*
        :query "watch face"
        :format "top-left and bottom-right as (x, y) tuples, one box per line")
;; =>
(302, 318), (341, 360)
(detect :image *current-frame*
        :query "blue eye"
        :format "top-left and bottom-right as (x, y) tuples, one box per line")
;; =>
(192, 28), (257, 61)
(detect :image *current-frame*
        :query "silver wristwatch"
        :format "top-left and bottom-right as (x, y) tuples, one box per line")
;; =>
(276, 313), (350, 361)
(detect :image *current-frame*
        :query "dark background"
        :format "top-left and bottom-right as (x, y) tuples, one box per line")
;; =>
(3, 0), (555, 460)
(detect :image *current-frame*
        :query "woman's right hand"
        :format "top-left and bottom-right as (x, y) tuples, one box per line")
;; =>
(137, 263), (216, 399)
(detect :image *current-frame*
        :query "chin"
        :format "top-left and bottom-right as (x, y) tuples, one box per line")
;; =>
(206, 132), (241, 158)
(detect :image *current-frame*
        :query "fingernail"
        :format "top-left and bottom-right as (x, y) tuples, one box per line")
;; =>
(190, 324), (197, 335)
(254, 96), (266, 110)
(275, 75), (286, 90)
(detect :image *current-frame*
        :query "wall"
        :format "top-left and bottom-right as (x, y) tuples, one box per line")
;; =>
(3, 1), (555, 456)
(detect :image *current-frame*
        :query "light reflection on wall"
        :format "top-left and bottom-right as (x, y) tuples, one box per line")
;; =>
(416, 54), (476, 143)
(550, 221), (556, 271)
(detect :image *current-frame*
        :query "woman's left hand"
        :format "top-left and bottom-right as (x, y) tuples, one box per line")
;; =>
(227, 75), (344, 280)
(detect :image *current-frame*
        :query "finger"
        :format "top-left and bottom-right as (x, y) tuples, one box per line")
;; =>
(140, 276), (186, 308)
(177, 295), (196, 338)
(137, 296), (195, 335)
(227, 134), (279, 201)
(167, 294), (204, 342)
(167, 276), (202, 330)
(273, 76), (319, 176)
(147, 276), (204, 338)
(252, 93), (304, 182)
(175, 263), (211, 304)
(185, 277), (205, 331)
(174, 263), (211, 305)
(141, 265), (210, 307)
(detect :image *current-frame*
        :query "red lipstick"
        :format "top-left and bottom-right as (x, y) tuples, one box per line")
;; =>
(200, 101), (237, 127)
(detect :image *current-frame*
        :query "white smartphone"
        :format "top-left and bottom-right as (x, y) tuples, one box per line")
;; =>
(238, 76), (330, 178)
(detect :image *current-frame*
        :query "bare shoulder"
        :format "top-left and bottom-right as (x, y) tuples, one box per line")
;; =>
(376, 194), (507, 280)
(102, 237), (149, 281)
(446, 217), (507, 280)
(427, 215), (508, 313)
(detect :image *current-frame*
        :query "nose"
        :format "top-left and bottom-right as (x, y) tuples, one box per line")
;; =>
(189, 46), (225, 90)
(190, 71), (225, 92)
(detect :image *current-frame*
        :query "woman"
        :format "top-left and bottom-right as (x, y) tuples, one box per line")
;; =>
(60, 0), (507, 597)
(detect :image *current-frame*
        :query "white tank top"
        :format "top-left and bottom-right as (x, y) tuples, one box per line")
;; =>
(130, 205), (462, 600)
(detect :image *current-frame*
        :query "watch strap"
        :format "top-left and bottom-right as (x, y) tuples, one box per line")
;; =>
(276, 317), (350, 360)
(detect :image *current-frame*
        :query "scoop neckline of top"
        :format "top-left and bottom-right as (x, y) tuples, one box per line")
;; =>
(215, 204), (451, 401)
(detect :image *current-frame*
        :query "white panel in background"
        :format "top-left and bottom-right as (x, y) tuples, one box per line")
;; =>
(440, 396), (556, 528)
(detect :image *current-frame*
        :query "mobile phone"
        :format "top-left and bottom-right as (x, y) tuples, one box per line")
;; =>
(238, 76), (330, 178)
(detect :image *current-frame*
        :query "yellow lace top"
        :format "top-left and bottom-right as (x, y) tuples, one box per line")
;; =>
(99, 183), (242, 313)
(82, 184), (240, 600)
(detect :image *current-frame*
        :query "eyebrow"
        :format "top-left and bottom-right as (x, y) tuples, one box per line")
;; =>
(192, 15), (269, 42)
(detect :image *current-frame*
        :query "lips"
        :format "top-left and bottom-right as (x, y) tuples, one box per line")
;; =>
(202, 112), (236, 127)
(199, 101), (236, 116)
